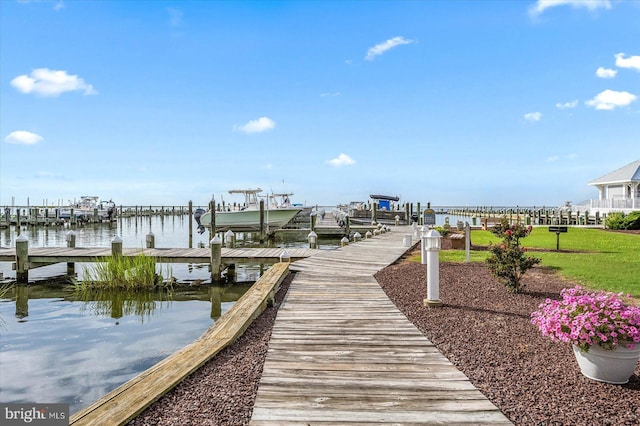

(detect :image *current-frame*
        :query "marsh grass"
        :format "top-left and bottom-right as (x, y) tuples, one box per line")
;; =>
(78, 252), (172, 291)
(75, 253), (174, 320)
(419, 227), (640, 296)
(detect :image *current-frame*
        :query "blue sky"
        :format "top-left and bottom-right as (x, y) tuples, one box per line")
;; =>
(1, 0), (639, 208)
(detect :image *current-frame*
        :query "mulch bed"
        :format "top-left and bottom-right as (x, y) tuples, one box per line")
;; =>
(375, 253), (640, 425)
(131, 252), (640, 425)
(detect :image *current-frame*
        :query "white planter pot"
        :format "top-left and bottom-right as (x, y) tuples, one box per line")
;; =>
(572, 344), (640, 384)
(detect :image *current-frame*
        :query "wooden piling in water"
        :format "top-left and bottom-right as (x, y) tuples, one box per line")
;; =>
(16, 235), (29, 284)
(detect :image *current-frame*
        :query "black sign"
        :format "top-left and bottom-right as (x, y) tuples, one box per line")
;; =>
(548, 226), (568, 233)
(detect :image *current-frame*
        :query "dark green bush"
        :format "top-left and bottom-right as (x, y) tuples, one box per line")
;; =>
(623, 211), (640, 230)
(606, 211), (640, 230)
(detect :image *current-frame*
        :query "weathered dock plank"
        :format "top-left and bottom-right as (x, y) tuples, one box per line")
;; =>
(250, 226), (511, 425)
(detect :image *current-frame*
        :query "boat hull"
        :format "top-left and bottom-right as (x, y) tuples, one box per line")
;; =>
(199, 208), (301, 232)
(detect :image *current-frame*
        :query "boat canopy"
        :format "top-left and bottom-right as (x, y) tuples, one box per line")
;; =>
(369, 194), (399, 202)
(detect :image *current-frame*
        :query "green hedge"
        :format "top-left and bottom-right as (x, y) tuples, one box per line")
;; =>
(605, 211), (640, 230)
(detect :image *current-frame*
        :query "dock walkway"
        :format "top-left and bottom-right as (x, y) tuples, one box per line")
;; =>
(250, 226), (511, 424)
(0, 247), (314, 265)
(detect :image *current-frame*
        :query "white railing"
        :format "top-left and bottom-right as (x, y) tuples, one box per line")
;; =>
(588, 198), (639, 210)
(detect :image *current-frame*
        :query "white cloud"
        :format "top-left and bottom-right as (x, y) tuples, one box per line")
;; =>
(529, 0), (612, 17)
(615, 53), (640, 72)
(5, 130), (44, 145)
(585, 89), (637, 110)
(524, 112), (542, 122)
(327, 153), (355, 167)
(234, 117), (276, 134)
(556, 100), (578, 109)
(11, 68), (97, 97)
(54, 1), (65, 11)
(596, 67), (617, 78)
(365, 36), (413, 61)
(546, 155), (560, 162)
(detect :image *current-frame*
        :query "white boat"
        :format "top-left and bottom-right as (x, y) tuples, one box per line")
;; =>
(194, 189), (302, 233)
(59, 196), (117, 221)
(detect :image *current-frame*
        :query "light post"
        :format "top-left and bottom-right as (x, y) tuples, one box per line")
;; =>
(422, 229), (442, 307)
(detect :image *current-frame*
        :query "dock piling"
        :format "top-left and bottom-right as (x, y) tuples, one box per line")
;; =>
(16, 234), (29, 284)
(66, 231), (76, 275)
(210, 235), (222, 282)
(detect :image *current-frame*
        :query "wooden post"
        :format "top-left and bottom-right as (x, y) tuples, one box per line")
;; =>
(345, 215), (350, 236)
(16, 209), (21, 229)
(224, 230), (235, 248)
(70, 208), (76, 225)
(93, 208), (99, 222)
(210, 234), (222, 283)
(146, 232), (155, 248)
(111, 236), (123, 258)
(310, 212), (317, 232)
(16, 234), (29, 283)
(417, 203), (421, 225)
(66, 230), (76, 275)
(372, 202), (378, 224)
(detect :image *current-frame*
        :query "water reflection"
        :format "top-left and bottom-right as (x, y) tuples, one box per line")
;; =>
(0, 281), (252, 413)
(74, 288), (174, 321)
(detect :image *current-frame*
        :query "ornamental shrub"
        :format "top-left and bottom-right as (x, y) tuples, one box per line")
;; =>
(605, 212), (626, 230)
(623, 211), (640, 230)
(485, 217), (541, 293)
(606, 211), (640, 230)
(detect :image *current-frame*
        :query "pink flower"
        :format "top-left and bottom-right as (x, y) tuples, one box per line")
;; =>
(505, 229), (512, 236)
(531, 286), (640, 352)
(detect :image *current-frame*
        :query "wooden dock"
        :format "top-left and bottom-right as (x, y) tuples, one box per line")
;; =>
(250, 226), (511, 424)
(0, 246), (315, 265)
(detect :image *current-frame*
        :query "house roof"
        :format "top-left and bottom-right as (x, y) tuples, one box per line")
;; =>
(588, 160), (640, 186)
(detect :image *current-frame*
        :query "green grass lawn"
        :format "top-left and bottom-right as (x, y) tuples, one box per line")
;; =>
(411, 227), (640, 297)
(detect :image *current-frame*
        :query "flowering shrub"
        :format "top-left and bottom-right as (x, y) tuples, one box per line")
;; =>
(531, 286), (640, 352)
(485, 217), (540, 293)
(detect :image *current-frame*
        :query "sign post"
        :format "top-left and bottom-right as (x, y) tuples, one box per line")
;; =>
(548, 226), (568, 250)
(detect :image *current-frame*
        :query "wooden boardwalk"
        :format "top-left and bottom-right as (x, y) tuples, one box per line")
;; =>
(251, 226), (511, 425)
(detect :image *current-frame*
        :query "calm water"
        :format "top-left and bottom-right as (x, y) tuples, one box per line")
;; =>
(0, 212), (467, 413)
(0, 214), (330, 414)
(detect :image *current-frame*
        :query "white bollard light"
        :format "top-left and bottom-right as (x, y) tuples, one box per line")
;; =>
(353, 232), (362, 242)
(340, 236), (349, 246)
(422, 229), (442, 307)
(365, 230), (372, 239)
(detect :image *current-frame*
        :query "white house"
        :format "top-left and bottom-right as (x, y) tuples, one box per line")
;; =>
(586, 160), (640, 213)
